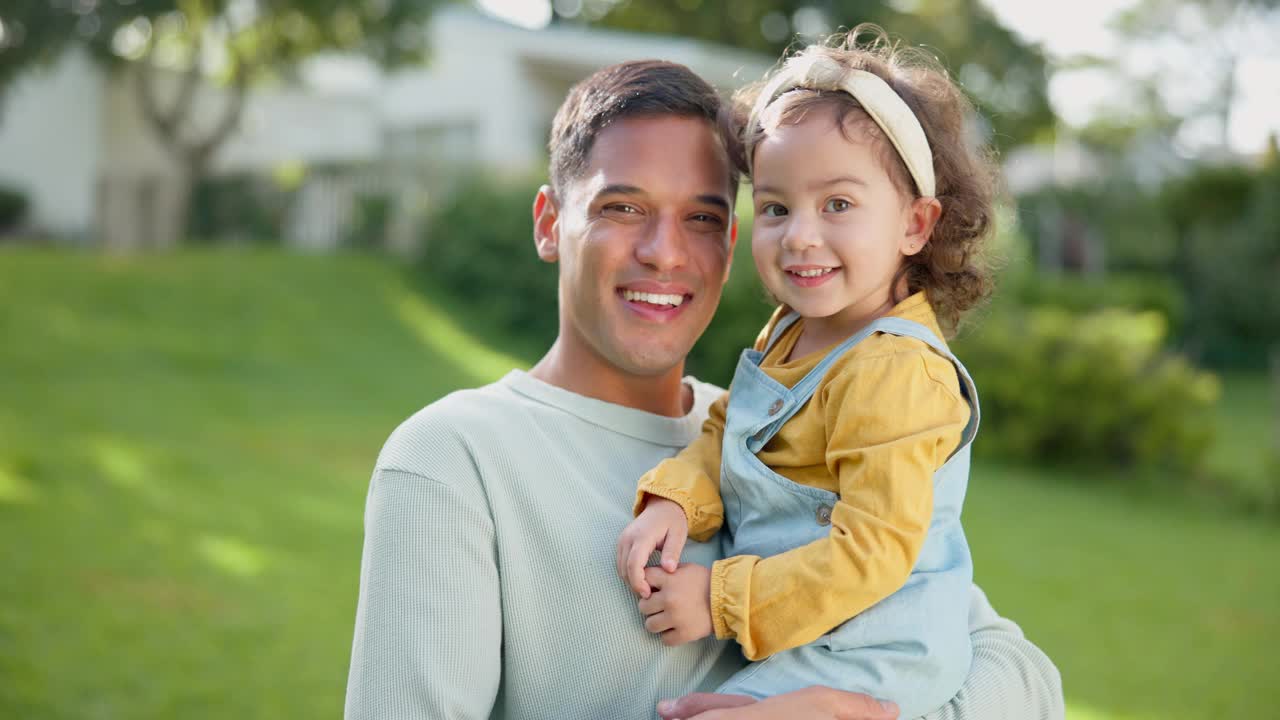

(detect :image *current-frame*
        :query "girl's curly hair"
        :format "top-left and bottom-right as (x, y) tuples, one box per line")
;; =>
(725, 25), (999, 334)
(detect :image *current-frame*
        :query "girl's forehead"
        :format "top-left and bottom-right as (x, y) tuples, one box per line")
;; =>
(753, 103), (910, 195)
(755, 113), (886, 172)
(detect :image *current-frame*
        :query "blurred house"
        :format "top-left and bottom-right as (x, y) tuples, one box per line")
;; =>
(0, 7), (768, 251)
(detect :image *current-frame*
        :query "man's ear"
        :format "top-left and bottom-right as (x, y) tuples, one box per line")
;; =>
(722, 215), (739, 285)
(533, 185), (560, 263)
(901, 196), (942, 257)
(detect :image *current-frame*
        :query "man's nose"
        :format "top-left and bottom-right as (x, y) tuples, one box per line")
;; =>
(635, 213), (689, 273)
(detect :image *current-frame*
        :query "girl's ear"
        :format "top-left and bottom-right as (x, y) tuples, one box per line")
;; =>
(901, 196), (942, 256)
(533, 185), (560, 262)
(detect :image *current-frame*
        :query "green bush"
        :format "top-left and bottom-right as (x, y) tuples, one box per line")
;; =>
(346, 191), (394, 251)
(187, 173), (291, 244)
(1161, 163), (1280, 367)
(955, 306), (1219, 472)
(1017, 162), (1280, 368)
(1017, 182), (1176, 272)
(416, 174), (559, 353)
(1005, 271), (1187, 340)
(0, 183), (30, 232)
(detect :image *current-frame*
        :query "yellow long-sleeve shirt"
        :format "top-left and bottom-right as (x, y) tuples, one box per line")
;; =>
(635, 293), (970, 661)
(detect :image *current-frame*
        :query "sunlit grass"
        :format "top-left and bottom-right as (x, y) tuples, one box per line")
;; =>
(967, 460), (1280, 720)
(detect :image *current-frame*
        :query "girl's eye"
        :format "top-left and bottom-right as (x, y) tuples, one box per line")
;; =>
(759, 203), (788, 217)
(824, 198), (852, 212)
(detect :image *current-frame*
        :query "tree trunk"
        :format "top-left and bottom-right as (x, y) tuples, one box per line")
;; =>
(152, 163), (198, 250)
(130, 40), (248, 250)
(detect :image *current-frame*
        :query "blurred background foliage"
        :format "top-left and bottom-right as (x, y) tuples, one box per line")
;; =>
(594, 0), (1055, 150)
(1, 0), (1278, 718)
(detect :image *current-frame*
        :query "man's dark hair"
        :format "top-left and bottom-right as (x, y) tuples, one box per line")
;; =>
(548, 60), (739, 196)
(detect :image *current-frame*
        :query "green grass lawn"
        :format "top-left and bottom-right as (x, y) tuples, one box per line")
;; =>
(1206, 370), (1277, 511)
(1, 249), (1276, 719)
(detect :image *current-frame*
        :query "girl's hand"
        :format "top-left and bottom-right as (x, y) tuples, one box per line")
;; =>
(636, 563), (713, 646)
(616, 497), (690, 598)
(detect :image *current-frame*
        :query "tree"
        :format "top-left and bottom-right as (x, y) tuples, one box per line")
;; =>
(577, 0), (1055, 149)
(1105, 0), (1280, 156)
(0, 0), (443, 248)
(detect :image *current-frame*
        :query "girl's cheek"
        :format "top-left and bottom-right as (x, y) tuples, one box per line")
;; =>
(750, 229), (777, 264)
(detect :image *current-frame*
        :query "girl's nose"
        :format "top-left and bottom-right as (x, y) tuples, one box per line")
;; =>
(780, 215), (821, 253)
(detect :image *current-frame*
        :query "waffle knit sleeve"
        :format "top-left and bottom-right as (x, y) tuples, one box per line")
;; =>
(919, 585), (1065, 720)
(344, 468), (500, 720)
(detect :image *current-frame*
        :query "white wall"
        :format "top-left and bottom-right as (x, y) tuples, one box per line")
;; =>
(0, 48), (103, 236)
(379, 8), (772, 176)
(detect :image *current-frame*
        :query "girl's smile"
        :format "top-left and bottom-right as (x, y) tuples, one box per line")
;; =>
(784, 265), (842, 287)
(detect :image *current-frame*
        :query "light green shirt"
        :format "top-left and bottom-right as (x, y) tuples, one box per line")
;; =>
(344, 370), (1063, 720)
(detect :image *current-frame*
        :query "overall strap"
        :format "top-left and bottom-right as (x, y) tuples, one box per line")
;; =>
(768, 315), (981, 450)
(755, 316), (895, 441)
(762, 310), (803, 354)
(860, 317), (982, 449)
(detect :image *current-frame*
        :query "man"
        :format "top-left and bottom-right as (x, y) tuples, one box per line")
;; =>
(344, 60), (1063, 720)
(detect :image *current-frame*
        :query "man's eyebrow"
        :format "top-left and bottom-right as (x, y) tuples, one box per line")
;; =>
(595, 185), (729, 212)
(595, 183), (645, 199)
(695, 194), (731, 211)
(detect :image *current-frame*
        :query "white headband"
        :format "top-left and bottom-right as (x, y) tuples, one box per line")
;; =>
(746, 51), (936, 198)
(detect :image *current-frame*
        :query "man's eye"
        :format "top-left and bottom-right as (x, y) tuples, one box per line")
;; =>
(690, 213), (723, 225)
(759, 203), (788, 217)
(605, 204), (639, 214)
(825, 198), (852, 212)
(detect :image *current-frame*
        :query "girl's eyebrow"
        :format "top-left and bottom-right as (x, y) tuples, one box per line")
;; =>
(753, 176), (868, 196)
(811, 175), (869, 190)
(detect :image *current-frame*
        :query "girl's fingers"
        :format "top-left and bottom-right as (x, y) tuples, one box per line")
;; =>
(661, 525), (688, 573)
(644, 610), (674, 634)
(627, 544), (653, 598)
(637, 593), (663, 616)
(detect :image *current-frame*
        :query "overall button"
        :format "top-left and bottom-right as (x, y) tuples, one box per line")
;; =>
(768, 399), (784, 415)
(816, 504), (833, 526)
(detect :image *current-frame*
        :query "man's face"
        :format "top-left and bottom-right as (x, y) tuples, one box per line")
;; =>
(536, 115), (737, 378)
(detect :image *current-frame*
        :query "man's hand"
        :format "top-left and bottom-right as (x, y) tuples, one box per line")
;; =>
(636, 564), (712, 646)
(656, 687), (900, 720)
(616, 497), (690, 598)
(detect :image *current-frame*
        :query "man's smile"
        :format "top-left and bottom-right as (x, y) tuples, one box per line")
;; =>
(617, 281), (694, 322)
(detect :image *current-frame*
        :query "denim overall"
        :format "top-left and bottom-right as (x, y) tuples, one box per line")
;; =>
(715, 313), (979, 719)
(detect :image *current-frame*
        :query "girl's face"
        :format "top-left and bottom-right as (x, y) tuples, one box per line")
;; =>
(750, 108), (936, 336)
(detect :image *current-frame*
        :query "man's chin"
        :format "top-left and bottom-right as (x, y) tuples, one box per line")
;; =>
(608, 342), (691, 378)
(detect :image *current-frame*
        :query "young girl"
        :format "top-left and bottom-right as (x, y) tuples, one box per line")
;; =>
(616, 29), (997, 718)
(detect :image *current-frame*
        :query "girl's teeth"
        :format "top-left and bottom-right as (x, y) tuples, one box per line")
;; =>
(622, 290), (686, 307)
(793, 268), (834, 277)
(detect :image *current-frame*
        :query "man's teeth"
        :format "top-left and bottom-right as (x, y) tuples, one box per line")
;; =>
(622, 290), (686, 307)
(792, 268), (835, 277)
